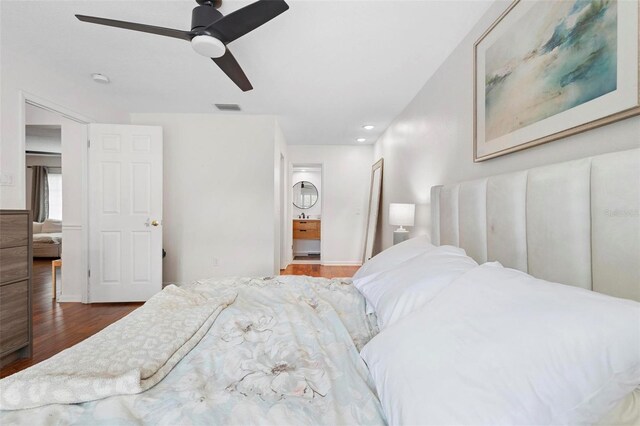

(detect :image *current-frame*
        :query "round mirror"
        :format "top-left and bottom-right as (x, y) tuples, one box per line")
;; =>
(292, 181), (318, 209)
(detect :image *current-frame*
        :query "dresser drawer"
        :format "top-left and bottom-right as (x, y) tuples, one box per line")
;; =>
(293, 220), (320, 231)
(0, 280), (29, 354)
(293, 220), (321, 240)
(294, 228), (321, 240)
(0, 246), (29, 284)
(0, 214), (29, 248)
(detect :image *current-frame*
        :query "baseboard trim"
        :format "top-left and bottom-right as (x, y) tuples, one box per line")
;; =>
(321, 261), (362, 266)
(291, 259), (321, 265)
(57, 294), (82, 303)
(61, 224), (83, 229)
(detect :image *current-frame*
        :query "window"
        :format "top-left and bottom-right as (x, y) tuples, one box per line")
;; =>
(47, 172), (62, 220)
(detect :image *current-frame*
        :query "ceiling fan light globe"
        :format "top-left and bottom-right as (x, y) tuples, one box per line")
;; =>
(191, 35), (226, 58)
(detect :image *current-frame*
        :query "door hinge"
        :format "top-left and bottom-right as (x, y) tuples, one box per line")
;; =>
(88, 269), (91, 278)
(87, 139), (91, 148)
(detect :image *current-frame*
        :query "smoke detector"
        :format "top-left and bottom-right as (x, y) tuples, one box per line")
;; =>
(91, 73), (110, 84)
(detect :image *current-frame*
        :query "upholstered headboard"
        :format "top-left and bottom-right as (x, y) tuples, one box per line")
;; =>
(431, 148), (640, 302)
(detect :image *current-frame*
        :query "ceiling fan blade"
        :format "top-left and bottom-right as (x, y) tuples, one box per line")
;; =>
(212, 49), (253, 92)
(75, 15), (193, 41)
(205, 0), (289, 44)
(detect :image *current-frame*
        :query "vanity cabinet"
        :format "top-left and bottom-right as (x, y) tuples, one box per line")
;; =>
(293, 219), (321, 240)
(0, 210), (32, 367)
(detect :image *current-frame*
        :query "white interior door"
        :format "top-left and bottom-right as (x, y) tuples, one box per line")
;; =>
(88, 124), (163, 302)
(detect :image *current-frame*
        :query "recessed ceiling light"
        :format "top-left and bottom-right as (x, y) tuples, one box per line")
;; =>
(363, 125), (375, 130)
(91, 73), (110, 84)
(356, 138), (366, 143)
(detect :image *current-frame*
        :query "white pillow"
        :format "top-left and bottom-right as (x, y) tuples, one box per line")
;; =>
(353, 235), (434, 280)
(361, 262), (640, 425)
(42, 218), (62, 233)
(353, 245), (477, 329)
(32, 222), (43, 234)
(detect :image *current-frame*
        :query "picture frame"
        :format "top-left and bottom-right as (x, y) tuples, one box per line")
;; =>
(362, 158), (383, 264)
(474, 0), (640, 162)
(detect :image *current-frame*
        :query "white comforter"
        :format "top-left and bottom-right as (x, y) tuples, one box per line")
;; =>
(0, 285), (235, 410)
(0, 276), (385, 425)
(32, 232), (62, 244)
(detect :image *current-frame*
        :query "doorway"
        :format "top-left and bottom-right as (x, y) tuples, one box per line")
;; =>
(25, 123), (63, 301)
(291, 164), (322, 264)
(23, 100), (85, 302)
(20, 95), (91, 303)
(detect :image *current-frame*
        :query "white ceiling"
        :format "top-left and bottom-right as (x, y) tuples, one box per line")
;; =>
(1, 0), (493, 145)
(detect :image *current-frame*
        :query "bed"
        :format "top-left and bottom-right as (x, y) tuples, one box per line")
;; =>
(1, 148), (638, 425)
(32, 219), (62, 258)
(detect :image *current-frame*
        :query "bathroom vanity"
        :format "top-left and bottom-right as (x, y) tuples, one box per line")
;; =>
(293, 219), (321, 240)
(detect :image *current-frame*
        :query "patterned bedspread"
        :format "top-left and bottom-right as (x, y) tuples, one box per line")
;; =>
(0, 276), (385, 425)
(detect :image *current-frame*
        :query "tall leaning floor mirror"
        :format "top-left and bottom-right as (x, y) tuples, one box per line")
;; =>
(362, 158), (383, 264)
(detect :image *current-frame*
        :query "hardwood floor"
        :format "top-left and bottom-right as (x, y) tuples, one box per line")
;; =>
(0, 261), (360, 378)
(0, 259), (142, 378)
(280, 263), (359, 278)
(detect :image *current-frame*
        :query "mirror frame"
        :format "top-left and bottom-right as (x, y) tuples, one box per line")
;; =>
(362, 158), (384, 263)
(292, 180), (319, 209)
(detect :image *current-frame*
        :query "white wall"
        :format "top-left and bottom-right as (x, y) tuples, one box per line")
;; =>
(374, 0), (640, 251)
(25, 126), (62, 153)
(288, 145), (373, 265)
(0, 49), (129, 209)
(131, 113), (284, 283)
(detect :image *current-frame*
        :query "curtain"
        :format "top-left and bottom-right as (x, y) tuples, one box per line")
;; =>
(31, 166), (49, 222)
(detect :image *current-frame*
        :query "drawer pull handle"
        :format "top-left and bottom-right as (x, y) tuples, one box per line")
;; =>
(299, 229), (307, 232)
(299, 221), (307, 223)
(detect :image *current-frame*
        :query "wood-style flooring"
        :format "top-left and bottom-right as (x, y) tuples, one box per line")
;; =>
(280, 263), (359, 278)
(0, 259), (142, 378)
(0, 260), (360, 378)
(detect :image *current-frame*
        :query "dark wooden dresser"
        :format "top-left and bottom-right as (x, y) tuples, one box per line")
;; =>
(0, 210), (32, 367)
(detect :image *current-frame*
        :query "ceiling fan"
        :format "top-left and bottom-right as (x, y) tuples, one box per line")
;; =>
(75, 0), (289, 92)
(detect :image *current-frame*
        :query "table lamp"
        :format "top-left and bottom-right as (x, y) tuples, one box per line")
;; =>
(389, 203), (415, 245)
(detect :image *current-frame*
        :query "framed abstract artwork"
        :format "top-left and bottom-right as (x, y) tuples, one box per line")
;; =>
(474, 0), (640, 162)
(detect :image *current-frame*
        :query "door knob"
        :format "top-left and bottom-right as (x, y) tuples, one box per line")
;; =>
(145, 218), (161, 227)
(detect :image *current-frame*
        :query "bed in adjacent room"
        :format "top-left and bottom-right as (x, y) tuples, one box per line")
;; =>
(32, 219), (62, 258)
(1, 149), (639, 425)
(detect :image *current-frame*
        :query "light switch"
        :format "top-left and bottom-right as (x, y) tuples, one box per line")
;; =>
(0, 173), (14, 186)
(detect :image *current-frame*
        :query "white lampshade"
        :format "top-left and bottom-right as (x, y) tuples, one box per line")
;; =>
(389, 203), (415, 227)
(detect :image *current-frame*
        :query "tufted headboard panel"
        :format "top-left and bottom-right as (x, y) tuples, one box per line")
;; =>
(431, 149), (640, 301)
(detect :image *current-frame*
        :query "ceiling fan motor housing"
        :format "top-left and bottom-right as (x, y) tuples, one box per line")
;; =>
(196, 0), (222, 7)
(191, 4), (223, 32)
(190, 3), (226, 58)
